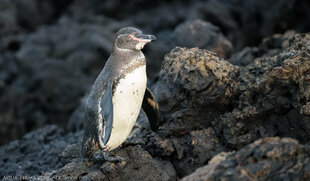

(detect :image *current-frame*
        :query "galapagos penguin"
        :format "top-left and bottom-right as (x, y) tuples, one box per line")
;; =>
(82, 27), (160, 160)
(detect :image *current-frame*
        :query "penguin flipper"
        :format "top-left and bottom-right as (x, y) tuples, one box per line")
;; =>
(142, 87), (161, 131)
(101, 82), (114, 145)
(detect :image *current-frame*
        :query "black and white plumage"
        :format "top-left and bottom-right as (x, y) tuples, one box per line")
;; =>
(82, 27), (160, 158)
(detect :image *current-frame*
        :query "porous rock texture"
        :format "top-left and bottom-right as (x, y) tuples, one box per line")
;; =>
(146, 33), (310, 177)
(0, 125), (177, 181)
(0, 125), (81, 177)
(44, 145), (176, 181)
(181, 137), (310, 181)
(1, 0), (310, 146)
(1, 32), (309, 180)
(148, 46), (239, 176)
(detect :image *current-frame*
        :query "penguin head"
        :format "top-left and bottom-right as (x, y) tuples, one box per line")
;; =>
(113, 27), (156, 51)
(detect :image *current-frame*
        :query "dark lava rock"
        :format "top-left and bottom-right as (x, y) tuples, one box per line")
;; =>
(181, 137), (310, 181)
(1, 0), (310, 146)
(0, 0), (19, 36)
(0, 16), (120, 144)
(0, 0), (309, 179)
(66, 0), (310, 80)
(172, 20), (233, 59)
(0, 125), (82, 177)
(0, 124), (176, 181)
(0, 32), (309, 180)
(145, 19), (234, 80)
(0, 0), (71, 36)
(145, 33), (310, 177)
(234, 0), (308, 48)
(68, 0), (310, 51)
(195, 0), (310, 50)
(46, 139), (176, 181)
(154, 47), (239, 134)
(44, 145), (176, 181)
(147, 46), (239, 177)
(215, 33), (310, 149)
(15, 0), (72, 31)
(229, 30), (296, 66)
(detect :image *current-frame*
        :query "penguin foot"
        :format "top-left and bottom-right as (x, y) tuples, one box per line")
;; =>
(90, 151), (125, 163)
(123, 140), (145, 147)
(102, 151), (125, 162)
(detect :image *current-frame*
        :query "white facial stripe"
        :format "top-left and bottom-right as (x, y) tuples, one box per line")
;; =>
(133, 37), (151, 43)
(129, 35), (151, 43)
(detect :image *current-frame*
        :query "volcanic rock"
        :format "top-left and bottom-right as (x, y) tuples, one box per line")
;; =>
(147, 33), (310, 177)
(181, 137), (310, 181)
(172, 20), (233, 59)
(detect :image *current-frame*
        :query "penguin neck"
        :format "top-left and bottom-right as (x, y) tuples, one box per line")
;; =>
(113, 45), (142, 54)
(112, 46), (145, 67)
(112, 42), (136, 52)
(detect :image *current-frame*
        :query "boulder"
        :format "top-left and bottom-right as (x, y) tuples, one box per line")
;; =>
(146, 33), (310, 177)
(229, 30), (296, 66)
(181, 137), (310, 181)
(0, 125), (82, 177)
(0, 124), (177, 181)
(154, 47), (239, 135)
(0, 16), (119, 143)
(215, 33), (310, 149)
(0, 32), (309, 180)
(44, 145), (176, 181)
(173, 20), (233, 59)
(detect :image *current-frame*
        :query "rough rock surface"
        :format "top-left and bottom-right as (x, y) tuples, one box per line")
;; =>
(145, 33), (310, 177)
(0, 0), (310, 179)
(181, 137), (310, 181)
(0, 32), (309, 180)
(1, 0), (310, 145)
(0, 125), (81, 177)
(154, 47), (238, 132)
(145, 19), (234, 78)
(217, 33), (310, 149)
(46, 145), (176, 181)
(149, 46), (239, 176)
(0, 125), (176, 181)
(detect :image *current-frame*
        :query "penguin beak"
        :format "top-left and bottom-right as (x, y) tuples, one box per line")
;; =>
(133, 34), (156, 43)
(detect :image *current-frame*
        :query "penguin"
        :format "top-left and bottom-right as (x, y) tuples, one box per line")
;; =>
(82, 27), (160, 160)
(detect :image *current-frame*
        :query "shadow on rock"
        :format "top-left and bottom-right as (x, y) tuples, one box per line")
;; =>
(181, 137), (310, 181)
(0, 32), (309, 180)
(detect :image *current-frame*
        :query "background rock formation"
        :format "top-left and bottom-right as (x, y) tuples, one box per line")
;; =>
(1, 32), (309, 180)
(0, 0), (309, 145)
(0, 0), (310, 180)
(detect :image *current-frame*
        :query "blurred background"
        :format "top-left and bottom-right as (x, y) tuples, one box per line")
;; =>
(0, 0), (309, 145)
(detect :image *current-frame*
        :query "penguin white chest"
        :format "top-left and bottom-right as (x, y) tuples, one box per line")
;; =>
(105, 65), (147, 150)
